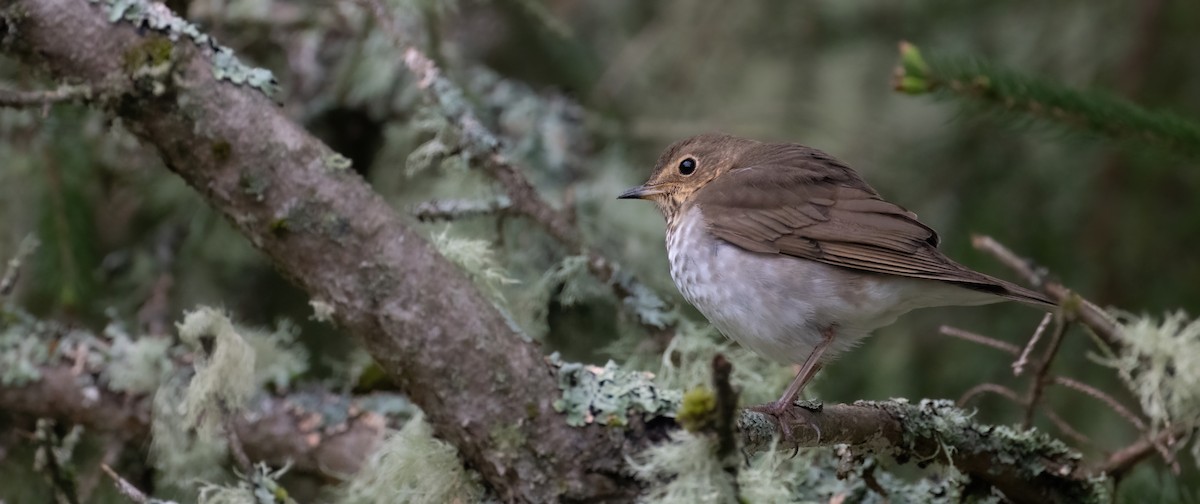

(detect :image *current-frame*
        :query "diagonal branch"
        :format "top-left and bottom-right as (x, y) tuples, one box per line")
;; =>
(971, 235), (1121, 349)
(0, 2), (636, 500)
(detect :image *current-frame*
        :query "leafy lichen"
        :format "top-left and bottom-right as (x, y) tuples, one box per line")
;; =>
(550, 354), (681, 427)
(91, 0), (280, 97)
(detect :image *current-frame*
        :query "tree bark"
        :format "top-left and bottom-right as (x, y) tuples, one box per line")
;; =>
(0, 1), (634, 501)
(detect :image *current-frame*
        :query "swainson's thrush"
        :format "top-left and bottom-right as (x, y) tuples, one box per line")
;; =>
(619, 134), (1053, 416)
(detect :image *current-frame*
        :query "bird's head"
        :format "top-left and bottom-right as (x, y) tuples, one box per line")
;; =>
(618, 133), (758, 223)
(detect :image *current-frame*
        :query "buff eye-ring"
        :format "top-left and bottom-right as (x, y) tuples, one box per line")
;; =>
(678, 157), (696, 175)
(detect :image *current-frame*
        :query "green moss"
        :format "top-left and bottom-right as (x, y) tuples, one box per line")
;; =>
(269, 218), (289, 236)
(122, 35), (173, 74)
(211, 140), (232, 163)
(676, 386), (716, 433)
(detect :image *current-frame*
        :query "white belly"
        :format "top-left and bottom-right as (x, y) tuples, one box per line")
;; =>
(666, 206), (983, 365)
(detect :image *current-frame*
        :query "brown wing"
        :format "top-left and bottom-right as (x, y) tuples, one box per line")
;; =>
(694, 144), (1053, 306)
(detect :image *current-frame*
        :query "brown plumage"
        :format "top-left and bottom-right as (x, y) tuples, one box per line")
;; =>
(619, 133), (1055, 418)
(692, 140), (1053, 307)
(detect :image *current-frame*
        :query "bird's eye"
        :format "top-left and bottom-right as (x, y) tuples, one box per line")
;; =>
(678, 157), (697, 175)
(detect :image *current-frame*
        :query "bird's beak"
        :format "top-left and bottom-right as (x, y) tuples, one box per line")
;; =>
(617, 183), (663, 200)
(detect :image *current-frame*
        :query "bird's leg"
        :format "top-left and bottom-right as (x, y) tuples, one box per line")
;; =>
(749, 326), (836, 443)
(776, 326), (835, 409)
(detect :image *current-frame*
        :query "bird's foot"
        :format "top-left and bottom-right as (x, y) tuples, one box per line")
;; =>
(748, 400), (822, 457)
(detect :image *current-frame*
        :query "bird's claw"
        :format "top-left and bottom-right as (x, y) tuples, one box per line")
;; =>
(748, 400), (822, 458)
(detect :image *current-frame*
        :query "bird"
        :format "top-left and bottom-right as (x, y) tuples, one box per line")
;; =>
(618, 133), (1054, 419)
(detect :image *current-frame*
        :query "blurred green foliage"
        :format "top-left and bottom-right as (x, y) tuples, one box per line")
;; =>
(2, 0), (1199, 501)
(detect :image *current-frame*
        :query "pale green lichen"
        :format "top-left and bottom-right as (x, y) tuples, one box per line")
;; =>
(1097, 311), (1200, 437)
(176, 307), (256, 435)
(645, 321), (794, 406)
(151, 379), (230, 492)
(105, 324), (173, 394)
(197, 463), (297, 504)
(324, 153), (354, 172)
(628, 431), (737, 503)
(429, 226), (519, 301)
(91, 0), (280, 97)
(338, 413), (484, 504)
(240, 319), (308, 390)
(551, 355), (681, 427)
(309, 299), (336, 323)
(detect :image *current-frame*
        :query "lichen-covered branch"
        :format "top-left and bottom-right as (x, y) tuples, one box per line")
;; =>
(0, 364), (402, 479)
(0, 1), (637, 500)
(738, 400), (1107, 504)
(371, 6), (679, 336)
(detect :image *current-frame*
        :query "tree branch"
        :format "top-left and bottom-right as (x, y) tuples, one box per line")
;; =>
(1, 1), (639, 500)
(971, 235), (1121, 349)
(0, 365), (401, 479)
(739, 400), (1104, 504)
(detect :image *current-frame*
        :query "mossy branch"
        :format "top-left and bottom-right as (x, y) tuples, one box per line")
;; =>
(894, 41), (1200, 159)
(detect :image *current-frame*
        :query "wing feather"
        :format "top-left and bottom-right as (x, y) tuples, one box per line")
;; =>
(693, 144), (1052, 305)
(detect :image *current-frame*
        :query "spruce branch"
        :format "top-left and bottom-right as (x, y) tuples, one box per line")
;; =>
(893, 41), (1200, 159)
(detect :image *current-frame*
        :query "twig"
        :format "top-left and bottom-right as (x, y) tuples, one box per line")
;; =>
(0, 84), (111, 108)
(0, 236), (39, 296)
(1098, 425), (1191, 478)
(971, 235), (1121, 349)
(1013, 312), (1053, 376)
(939, 325), (1020, 355)
(1052, 376), (1147, 432)
(1051, 375), (1178, 471)
(711, 354), (739, 497)
(957, 382), (1092, 446)
(1023, 316), (1068, 428)
(78, 438), (124, 503)
(36, 420), (80, 504)
(100, 464), (158, 504)
(958, 382), (1023, 407)
(412, 197), (514, 222)
(224, 411), (254, 475)
(358, 0), (679, 339)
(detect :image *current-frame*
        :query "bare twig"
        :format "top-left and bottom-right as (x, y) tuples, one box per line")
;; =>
(957, 382), (1092, 446)
(1098, 425), (1191, 478)
(223, 411), (254, 475)
(1051, 375), (1178, 471)
(1013, 312), (1054, 376)
(971, 235), (1121, 349)
(939, 325), (1020, 355)
(958, 382), (1023, 406)
(1023, 316), (1068, 428)
(0, 236), (39, 296)
(711, 355), (739, 497)
(100, 464), (161, 504)
(1052, 376), (1147, 432)
(78, 438), (124, 503)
